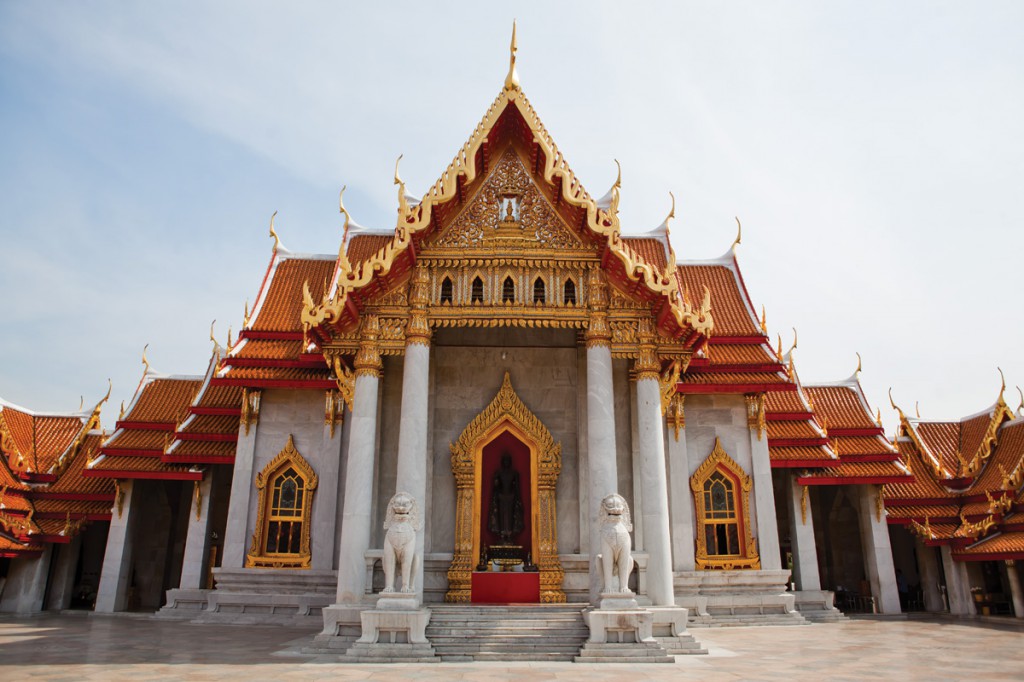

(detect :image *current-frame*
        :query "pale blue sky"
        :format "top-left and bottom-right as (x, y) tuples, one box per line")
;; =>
(1, 1), (1022, 430)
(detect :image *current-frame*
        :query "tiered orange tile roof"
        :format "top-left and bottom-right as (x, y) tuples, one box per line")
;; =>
(763, 357), (837, 469)
(882, 389), (1024, 560)
(216, 250), (336, 389)
(0, 402), (88, 479)
(796, 378), (911, 485)
(166, 346), (243, 465)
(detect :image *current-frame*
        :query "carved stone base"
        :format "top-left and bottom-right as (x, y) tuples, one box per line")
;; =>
(598, 591), (639, 610)
(584, 606), (654, 643)
(578, 604), (675, 662)
(358, 607), (432, 644)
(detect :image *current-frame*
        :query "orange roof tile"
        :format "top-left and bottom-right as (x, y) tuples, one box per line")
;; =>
(831, 435), (897, 458)
(804, 385), (879, 431)
(676, 264), (760, 337)
(103, 430), (169, 452)
(0, 408), (86, 475)
(124, 377), (202, 424)
(767, 390), (812, 415)
(250, 256), (335, 333)
(167, 440), (236, 459)
(971, 420), (1024, 491)
(704, 343), (779, 366)
(681, 371), (789, 386)
(800, 460), (912, 483)
(622, 237), (668, 271)
(219, 366), (333, 383)
(884, 504), (961, 520)
(231, 339), (306, 361)
(767, 421), (823, 440)
(956, 530), (1024, 557)
(86, 455), (199, 478)
(770, 445), (837, 463)
(915, 422), (962, 476)
(347, 235), (393, 268)
(47, 435), (113, 496)
(34, 499), (112, 517)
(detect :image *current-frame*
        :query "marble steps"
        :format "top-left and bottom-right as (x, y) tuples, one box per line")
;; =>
(656, 635), (708, 655)
(689, 612), (811, 627)
(575, 641), (675, 663)
(426, 604), (588, 661)
(799, 610), (847, 623)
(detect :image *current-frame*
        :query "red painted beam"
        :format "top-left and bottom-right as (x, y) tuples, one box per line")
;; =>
(677, 384), (798, 395)
(190, 406), (242, 417)
(27, 492), (114, 502)
(98, 448), (163, 458)
(81, 469), (203, 481)
(162, 455), (235, 465)
(799, 475), (915, 486)
(210, 378), (337, 390)
(238, 330), (304, 341)
(114, 421), (175, 432)
(827, 427), (886, 437)
(771, 459), (839, 469)
(173, 432), (238, 443)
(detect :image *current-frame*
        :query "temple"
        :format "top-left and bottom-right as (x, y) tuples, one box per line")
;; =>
(2, 28), (1023, 661)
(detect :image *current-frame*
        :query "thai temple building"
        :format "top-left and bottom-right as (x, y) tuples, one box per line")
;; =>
(2, 30), (1023, 661)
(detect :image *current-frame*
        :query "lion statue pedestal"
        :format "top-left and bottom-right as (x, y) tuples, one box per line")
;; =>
(345, 493), (438, 663)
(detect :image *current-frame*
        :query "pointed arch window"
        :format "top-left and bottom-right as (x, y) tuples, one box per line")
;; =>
(533, 277), (546, 304)
(502, 276), (515, 304)
(471, 276), (484, 304)
(246, 435), (318, 569)
(690, 438), (760, 570)
(563, 278), (577, 306)
(440, 277), (454, 304)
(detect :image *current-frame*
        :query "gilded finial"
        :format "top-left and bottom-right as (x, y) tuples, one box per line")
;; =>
(776, 333), (783, 362)
(394, 156), (411, 217)
(732, 216), (742, 253)
(788, 327), (798, 355)
(339, 185), (351, 245)
(141, 344), (151, 375)
(613, 158), (622, 191)
(888, 387), (906, 420)
(504, 20), (520, 91)
(119, 401), (125, 421)
(855, 352), (862, 376)
(760, 305), (767, 334)
(79, 396), (84, 410)
(1016, 386), (1023, 415)
(663, 191), (676, 235)
(876, 407), (883, 427)
(226, 327), (234, 354)
(269, 210), (280, 252)
(998, 367), (1006, 402)
(915, 401), (921, 419)
(209, 320), (217, 347)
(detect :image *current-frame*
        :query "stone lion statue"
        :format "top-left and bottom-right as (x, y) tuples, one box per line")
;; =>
(382, 492), (422, 594)
(597, 493), (634, 594)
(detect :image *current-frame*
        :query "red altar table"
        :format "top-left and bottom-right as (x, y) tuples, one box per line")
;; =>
(471, 571), (540, 604)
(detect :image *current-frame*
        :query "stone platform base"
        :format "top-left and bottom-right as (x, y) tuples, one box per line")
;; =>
(794, 590), (846, 622)
(575, 641), (674, 663)
(675, 569), (808, 627)
(184, 568), (335, 626)
(156, 589), (210, 619)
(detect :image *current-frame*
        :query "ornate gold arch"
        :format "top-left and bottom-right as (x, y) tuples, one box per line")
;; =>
(690, 438), (760, 570)
(445, 372), (565, 603)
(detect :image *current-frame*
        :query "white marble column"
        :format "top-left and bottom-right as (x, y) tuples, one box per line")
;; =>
(95, 480), (138, 612)
(222, 396), (259, 569)
(45, 535), (83, 610)
(940, 545), (975, 615)
(857, 485), (901, 614)
(915, 540), (945, 612)
(586, 343), (618, 600)
(1006, 561), (1024, 619)
(178, 473), (215, 589)
(395, 342), (431, 604)
(635, 376), (674, 606)
(0, 547), (53, 613)
(334, 316), (383, 604)
(787, 475), (821, 590)
(312, 404), (345, 571)
(666, 408), (695, 571)
(749, 412), (782, 571)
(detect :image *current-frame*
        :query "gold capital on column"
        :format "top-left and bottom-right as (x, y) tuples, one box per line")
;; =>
(633, 317), (660, 380)
(354, 314), (383, 378)
(406, 266), (432, 347)
(585, 267), (611, 348)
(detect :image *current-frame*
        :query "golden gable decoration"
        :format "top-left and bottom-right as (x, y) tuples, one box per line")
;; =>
(446, 371), (564, 603)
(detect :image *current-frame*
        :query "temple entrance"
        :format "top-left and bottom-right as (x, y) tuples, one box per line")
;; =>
(445, 372), (565, 603)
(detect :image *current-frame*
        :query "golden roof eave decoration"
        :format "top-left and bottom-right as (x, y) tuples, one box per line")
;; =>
(302, 48), (713, 342)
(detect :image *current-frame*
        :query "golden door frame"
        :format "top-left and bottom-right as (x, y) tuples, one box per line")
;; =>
(445, 372), (565, 603)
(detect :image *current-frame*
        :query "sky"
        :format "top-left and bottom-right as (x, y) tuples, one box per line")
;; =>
(0, 1), (1022, 432)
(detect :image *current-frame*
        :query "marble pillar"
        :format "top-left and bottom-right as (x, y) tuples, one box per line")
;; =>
(857, 485), (901, 614)
(787, 475), (821, 591)
(635, 376), (674, 606)
(335, 371), (381, 603)
(666, 416), (695, 571)
(586, 343), (618, 601)
(95, 480), (138, 612)
(178, 473), (215, 590)
(940, 545), (975, 615)
(312, 406), (345, 571)
(1006, 561), (1024, 619)
(222, 406), (259, 569)
(394, 342), (431, 603)
(749, 420), (781, 571)
(46, 535), (83, 611)
(915, 541), (945, 613)
(0, 547), (53, 613)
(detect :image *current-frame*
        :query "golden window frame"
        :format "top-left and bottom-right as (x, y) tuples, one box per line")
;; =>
(690, 438), (760, 570)
(246, 435), (319, 569)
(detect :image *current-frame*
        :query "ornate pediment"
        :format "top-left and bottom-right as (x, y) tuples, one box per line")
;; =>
(425, 148), (587, 253)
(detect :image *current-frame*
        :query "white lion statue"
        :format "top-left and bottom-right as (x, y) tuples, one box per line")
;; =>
(382, 492), (422, 594)
(597, 493), (634, 594)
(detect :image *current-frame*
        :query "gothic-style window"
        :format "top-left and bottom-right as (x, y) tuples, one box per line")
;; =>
(563, 278), (577, 306)
(471, 276), (484, 304)
(246, 435), (318, 569)
(440, 277), (453, 304)
(690, 438), (760, 570)
(502, 276), (515, 303)
(703, 471), (740, 556)
(533, 277), (545, 304)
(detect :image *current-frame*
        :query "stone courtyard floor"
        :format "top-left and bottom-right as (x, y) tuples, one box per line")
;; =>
(1, 613), (1023, 681)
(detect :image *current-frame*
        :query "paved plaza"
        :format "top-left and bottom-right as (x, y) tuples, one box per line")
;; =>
(1, 614), (1022, 681)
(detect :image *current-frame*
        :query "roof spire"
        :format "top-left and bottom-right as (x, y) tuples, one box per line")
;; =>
(915, 401), (921, 419)
(269, 210), (281, 252)
(504, 20), (520, 91)
(141, 344), (151, 375)
(1016, 386), (1024, 415)
(760, 305), (767, 334)
(998, 367), (1007, 404)
(855, 352), (862, 376)
(731, 216), (742, 253)
(663, 191), (676, 234)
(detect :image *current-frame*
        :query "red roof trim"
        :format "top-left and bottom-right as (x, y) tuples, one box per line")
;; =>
(27, 492), (113, 502)
(114, 421), (176, 432)
(99, 448), (163, 458)
(678, 384), (798, 395)
(687, 361), (787, 373)
(238, 330), (304, 341)
(173, 432), (238, 443)
(772, 460), (838, 469)
(769, 438), (830, 447)
(222, 357), (324, 369)
(705, 336), (770, 345)
(884, 497), (956, 507)
(767, 412), (815, 421)
(82, 469), (202, 481)
(162, 454), (235, 465)
(954, 551), (1024, 562)
(828, 427), (886, 437)
(800, 475), (915, 486)
(190, 407), (241, 417)
(210, 378), (337, 390)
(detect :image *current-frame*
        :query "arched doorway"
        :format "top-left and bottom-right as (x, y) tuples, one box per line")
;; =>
(445, 372), (565, 603)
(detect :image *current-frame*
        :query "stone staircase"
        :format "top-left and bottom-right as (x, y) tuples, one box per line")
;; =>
(425, 604), (590, 661)
(688, 611), (810, 627)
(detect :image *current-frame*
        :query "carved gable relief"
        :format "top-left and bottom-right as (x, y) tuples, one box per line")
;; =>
(427, 147), (585, 250)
